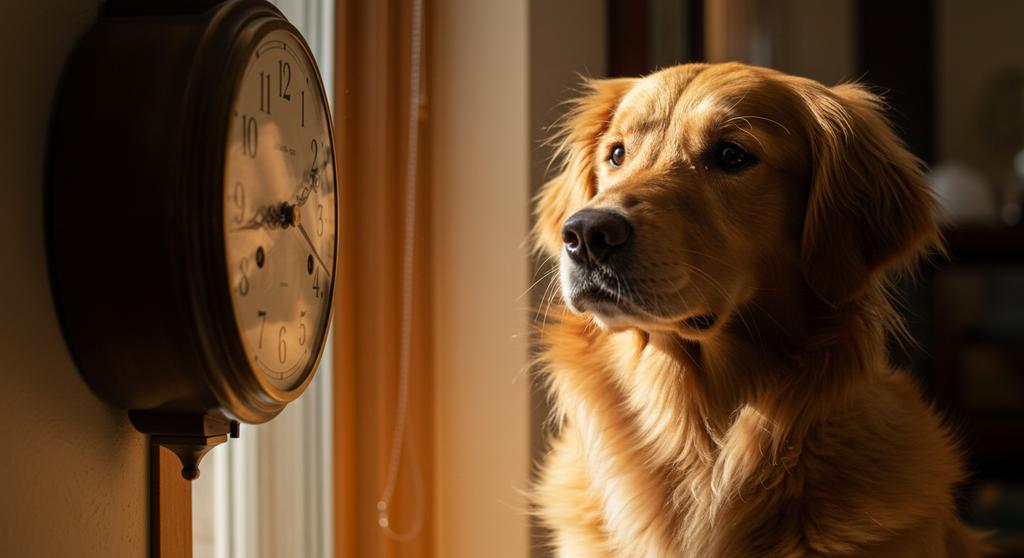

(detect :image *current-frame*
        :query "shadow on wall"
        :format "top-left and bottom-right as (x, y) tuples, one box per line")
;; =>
(0, 2), (147, 556)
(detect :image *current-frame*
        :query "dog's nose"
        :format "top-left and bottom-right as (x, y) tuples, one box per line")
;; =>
(562, 209), (633, 265)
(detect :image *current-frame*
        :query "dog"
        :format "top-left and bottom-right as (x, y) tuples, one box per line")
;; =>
(531, 63), (987, 557)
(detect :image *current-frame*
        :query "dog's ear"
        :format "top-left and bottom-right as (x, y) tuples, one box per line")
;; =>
(798, 82), (940, 304)
(533, 78), (637, 256)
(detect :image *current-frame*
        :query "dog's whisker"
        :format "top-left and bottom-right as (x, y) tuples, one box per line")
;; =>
(735, 126), (766, 152)
(621, 276), (641, 313)
(681, 263), (764, 348)
(537, 271), (562, 333)
(520, 266), (559, 301)
(722, 91), (749, 115)
(529, 254), (555, 281)
(542, 276), (561, 320)
(724, 114), (791, 135)
(682, 263), (787, 343)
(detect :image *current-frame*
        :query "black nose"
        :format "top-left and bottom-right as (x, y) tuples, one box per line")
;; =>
(562, 209), (633, 265)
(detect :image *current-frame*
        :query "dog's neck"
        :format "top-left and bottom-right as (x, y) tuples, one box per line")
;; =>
(544, 273), (895, 469)
(747, 287), (889, 415)
(540, 284), (900, 554)
(600, 280), (890, 452)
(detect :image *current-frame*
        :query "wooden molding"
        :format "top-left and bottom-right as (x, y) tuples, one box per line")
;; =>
(705, 0), (754, 63)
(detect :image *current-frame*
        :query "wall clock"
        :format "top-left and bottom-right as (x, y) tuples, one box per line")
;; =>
(47, 0), (338, 481)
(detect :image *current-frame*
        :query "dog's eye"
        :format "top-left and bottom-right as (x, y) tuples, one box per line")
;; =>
(608, 144), (626, 168)
(713, 142), (756, 171)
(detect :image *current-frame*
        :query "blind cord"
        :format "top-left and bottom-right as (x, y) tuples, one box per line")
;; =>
(376, 0), (425, 542)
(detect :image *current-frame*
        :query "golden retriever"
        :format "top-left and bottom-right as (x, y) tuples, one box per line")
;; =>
(531, 63), (987, 557)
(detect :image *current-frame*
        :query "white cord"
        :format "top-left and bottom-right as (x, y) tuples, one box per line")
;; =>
(377, 0), (425, 542)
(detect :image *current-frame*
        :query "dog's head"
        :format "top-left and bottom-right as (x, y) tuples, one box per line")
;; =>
(535, 63), (938, 336)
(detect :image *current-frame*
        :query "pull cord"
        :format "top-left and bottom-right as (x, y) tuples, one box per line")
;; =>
(376, 0), (425, 542)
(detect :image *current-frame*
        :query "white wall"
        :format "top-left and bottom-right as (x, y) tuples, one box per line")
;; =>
(0, 1), (148, 556)
(431, 0), (531, 556)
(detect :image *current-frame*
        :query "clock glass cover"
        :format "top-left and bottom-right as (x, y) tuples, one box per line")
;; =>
(223, 29), (336, 392)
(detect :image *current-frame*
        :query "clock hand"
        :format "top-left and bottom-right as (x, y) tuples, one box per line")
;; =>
(296, 222), (331, 278)
(232, 152), (332, 231)
(239, 203), (325, 274)
(293, 155), (332, 208)
(233, 203), (290, 231)
(234, 204), (330, 278)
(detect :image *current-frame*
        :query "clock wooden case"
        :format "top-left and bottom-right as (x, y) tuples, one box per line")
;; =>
(47, 0), (338, 477)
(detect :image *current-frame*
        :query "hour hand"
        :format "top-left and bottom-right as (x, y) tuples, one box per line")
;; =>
(233, 203), (291, 231)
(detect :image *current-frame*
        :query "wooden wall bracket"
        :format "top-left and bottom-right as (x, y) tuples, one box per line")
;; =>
(130, 411), (239, 557)
(130, 411), (239, 480)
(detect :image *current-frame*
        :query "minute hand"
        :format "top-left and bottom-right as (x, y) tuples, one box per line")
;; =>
(296, 222), (331, 278)
(294, 157), (332, 208)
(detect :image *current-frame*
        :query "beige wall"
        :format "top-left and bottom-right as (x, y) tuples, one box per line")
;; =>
(0, 2), (148, 556)
(431, 0), (532, 556)
(431, 0), (607, 556)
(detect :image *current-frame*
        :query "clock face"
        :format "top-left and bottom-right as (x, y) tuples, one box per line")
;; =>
(223, 29), (336, 392)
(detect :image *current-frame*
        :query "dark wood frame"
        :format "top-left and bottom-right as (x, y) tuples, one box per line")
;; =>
(608, 0), (705, 76)
(856, 0), (936, 164)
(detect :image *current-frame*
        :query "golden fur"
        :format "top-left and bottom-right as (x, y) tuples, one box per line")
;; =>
(531, 63), (987, 557)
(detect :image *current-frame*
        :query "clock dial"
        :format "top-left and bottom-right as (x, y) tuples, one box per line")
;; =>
(223, 29), (336, 392)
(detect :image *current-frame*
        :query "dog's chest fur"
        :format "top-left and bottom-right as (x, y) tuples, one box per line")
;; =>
(534, 318), (967, 558)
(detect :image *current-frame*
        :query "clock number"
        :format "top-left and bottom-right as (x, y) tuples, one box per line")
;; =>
(312, 267), (321, 298)
(310, 138), (318, 171)
(277, 326), (287, 364)
(232, 181), (245, 224)
(257, 310), (267, 348)
(299, 311), (307, 346)
(317, 204), (324, 237)
(259, 71), (271, 114)
(241, 115), (258, 158)
(238, 257), (250, 296)
(300, 90), (305, 127)
(278, 61), (292, 100)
